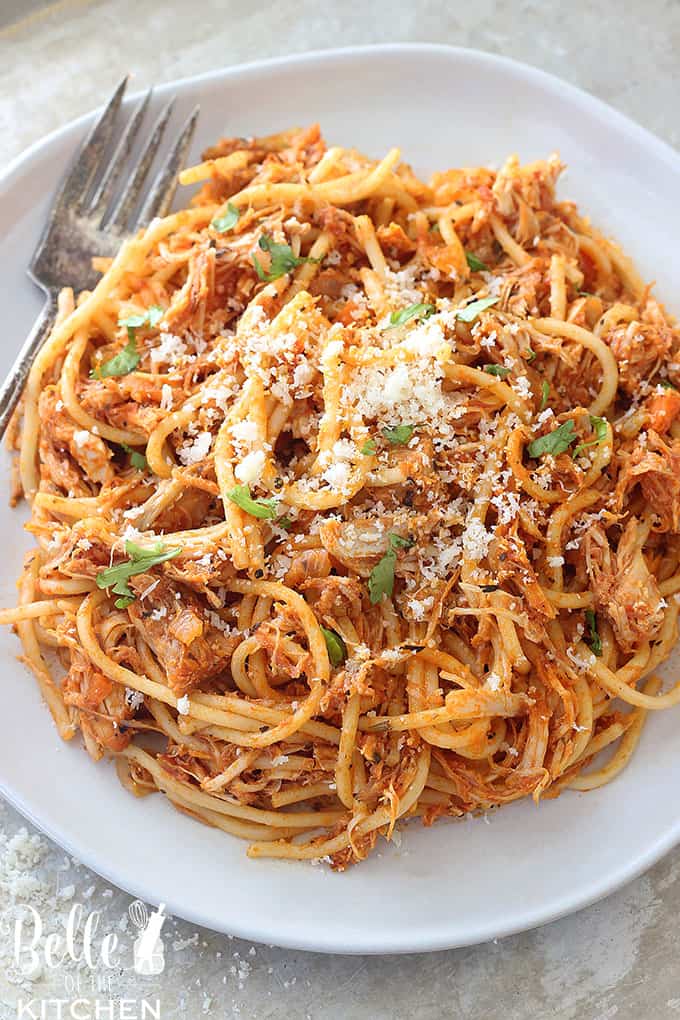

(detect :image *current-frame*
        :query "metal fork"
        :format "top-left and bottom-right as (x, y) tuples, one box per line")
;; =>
(0, 78), (199, 437)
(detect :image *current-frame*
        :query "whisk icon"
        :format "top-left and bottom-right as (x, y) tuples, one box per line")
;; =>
(129, 899), (167, 975)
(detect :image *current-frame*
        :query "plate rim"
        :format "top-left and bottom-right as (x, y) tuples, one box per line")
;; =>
(3, 43), (680, 191)
(2, 42), (680, 955)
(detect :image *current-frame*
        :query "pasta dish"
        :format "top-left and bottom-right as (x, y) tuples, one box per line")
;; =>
(4, 125), (680, 869)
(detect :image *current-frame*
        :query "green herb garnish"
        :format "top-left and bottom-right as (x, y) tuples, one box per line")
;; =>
(120, 443), (148, 471)
(455, 296), (499, 323)
(321, 627), (347, 667)
(526, 419), (577, 459)
(465, 251), (488, 272)
(539, 380), (550, 411)
(573, 415), (608, 458)
(92, 335), (140, 379)
(585, 609), (602, 656)
(226, 484), (278, 519)
(361, 439), (377, 456)
(381, 425), (415, 445)
(92, 306), (163, 379)
(368, 533), (414, 605)
(659, 380), (677, 390)
(252, 234), (322, 281)
(96, 540), (181, 608)
(119, 305), (164, 330)
(387, 303), (436, 329)
(483, 364), (511, 378)
(211, 202), (239, 233)
(525, 348), (537, 363)
(388, 534), (414, 550)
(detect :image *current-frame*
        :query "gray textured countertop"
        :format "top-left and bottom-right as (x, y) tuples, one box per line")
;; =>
(2, 2), (680, 1018)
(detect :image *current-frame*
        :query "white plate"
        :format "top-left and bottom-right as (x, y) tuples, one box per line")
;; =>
(1, 44), (680, 955)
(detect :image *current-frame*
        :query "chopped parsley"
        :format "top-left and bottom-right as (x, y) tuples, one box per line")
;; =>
(119, 306), (164, 330)
(321, 627), (347, 667)
(525, 348), (537, 363)
(573, 415), (608, 458)
(659, 379), (677, 390)
(465, 251), (488, 272)
(387, 303), (435, 329)
(381, 425), (415, 445)
(119, 443), (148, 471)
(368, 533), (414, 605)
(211, 202), (239, 233)
(361, 439), (377, 456)
(585, 609), (602, 656)
(226, 484), (278, 519)
(388, 534), (414, 550)
(483, 364), (511, 378)
(92, 336), (140, 379)
(526, 419), (577, 459)
(91, 306), (163, 379)
(252, 234), (322, 281)
(456, 296), (499, 323)
(539, 380), (550, 411)
(96, 540), (181, 609)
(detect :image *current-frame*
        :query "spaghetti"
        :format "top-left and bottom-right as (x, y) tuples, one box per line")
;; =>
(4, 125), (680, 868)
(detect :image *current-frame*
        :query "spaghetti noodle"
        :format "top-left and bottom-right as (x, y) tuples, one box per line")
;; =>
(4, 125), (680, 868)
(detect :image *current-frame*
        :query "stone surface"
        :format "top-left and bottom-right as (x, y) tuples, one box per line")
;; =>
(2, 2), (680, 1017)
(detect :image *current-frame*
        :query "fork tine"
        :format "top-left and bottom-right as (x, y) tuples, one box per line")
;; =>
(135, 106), (200, 227)
(88, 89), (152, 221)
(103, 98), (175, 232)
(53, 77), (128, 213)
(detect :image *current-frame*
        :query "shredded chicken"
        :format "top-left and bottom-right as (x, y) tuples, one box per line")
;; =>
(616, 430), (680, 533)
(128, 576), (239, 694)
(585, 518), (664, 651)
(605, 321), (672, 394)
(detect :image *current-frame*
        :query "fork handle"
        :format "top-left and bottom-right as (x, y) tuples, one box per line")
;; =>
(0, 292), (57, 438)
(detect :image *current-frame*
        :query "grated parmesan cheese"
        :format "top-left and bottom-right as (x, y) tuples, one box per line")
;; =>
(179, 431), (213, 466)
(235, 449), (266, 485)
(490, 491), (521, 525)
(72, 429), (91, 449)
(150, 331), (187, 367)
(124, 688), (144, 710)
(160, 383), (173, 411)
(461, 517), (493, 561)
(512, 376), (532, 400)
